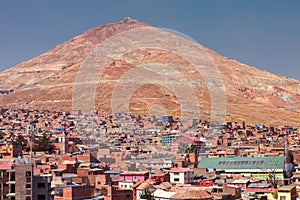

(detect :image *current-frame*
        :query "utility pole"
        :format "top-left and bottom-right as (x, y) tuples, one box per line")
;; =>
(27, 124), (36, 164)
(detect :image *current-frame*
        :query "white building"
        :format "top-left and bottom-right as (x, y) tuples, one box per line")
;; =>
(169, 168), (194, 184)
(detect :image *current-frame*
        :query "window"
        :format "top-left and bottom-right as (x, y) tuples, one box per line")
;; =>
(26, 177), (31, 183)
(26, 184), (31, 188)
(280, 196), (286, 200)
(174, 178), (179, 182)
(219, 161), (226, 165)
(26, 190), (31, 195)
(10, 172), (15, 181)
(38, 182), (46, 188)
(37, 195), (45, 200)
(26, 171), (31, 177)
(124, 185), (127, 188)
(26, 171), (31, 182)
(174, 172), (179, 175)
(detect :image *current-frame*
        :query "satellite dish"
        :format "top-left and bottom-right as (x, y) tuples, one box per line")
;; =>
(17, 155), (21, 164)
(24, 158), (29, 164)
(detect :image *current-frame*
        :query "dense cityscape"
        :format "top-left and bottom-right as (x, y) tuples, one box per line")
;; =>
(1, 1), (300, 200)
(0, 107), (299, 200)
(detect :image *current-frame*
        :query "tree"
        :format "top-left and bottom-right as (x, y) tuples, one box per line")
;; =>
(273, 190), (278, 199)
(177, 141), (189, 154)
(140, 188), (154, 200)
(33, 133), (55, 154)
(0, 131), (5, 140)
(287, 150), (294, 163)
(12, 134), (28, 150)
(262, 158), (280, 188)
(185, 144), (198, 154)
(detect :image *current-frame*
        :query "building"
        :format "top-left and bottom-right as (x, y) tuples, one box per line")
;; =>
(168, 187), (213, 200)
(7, 163), (32, 200)
(134, 182), (156, 200)
(57, 132), (68, 155)
(198, 156), (285, 180)
(0, 162), (11, 200)
(277, 186), (297, 200)
(32, 174), (52, 200)
(104, 185), (133, 200)
(0, 145), (22, 158)
(148, 172), (170, 184)
(118, 171), (149, 189)
(245, 183), (275, 196)
(169, 168), (194, 184)
(161, 116), (173, 123)
(162, 134), (181, 146)
(54, 185), (95, 200)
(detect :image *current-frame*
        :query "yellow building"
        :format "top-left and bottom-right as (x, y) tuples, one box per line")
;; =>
(0, 144), (22, 158)
(278, 186), (297, 200)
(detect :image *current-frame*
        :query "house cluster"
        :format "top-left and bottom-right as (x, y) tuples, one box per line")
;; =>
(0, 107), (300, 199)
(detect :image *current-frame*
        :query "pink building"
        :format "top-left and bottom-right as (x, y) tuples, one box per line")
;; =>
(148, 172), (170, 184)
(118, 171), (149, 189)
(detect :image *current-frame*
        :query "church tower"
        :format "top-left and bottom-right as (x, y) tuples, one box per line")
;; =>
(58, 131), (69, 154)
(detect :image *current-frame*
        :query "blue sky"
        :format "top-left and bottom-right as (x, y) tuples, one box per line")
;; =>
(1, 0), (300, 80)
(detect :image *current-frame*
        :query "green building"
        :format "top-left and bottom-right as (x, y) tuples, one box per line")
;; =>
(198, 156), (285, 179)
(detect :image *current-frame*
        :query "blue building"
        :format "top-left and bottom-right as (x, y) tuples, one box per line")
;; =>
(161, 115), (174, 123)
(162, 134), (181, 146)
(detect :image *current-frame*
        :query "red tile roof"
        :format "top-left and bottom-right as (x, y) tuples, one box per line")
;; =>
(170, 167), (193, 173)
(0, 162), (12, 170)
(170, 188), (212, 199)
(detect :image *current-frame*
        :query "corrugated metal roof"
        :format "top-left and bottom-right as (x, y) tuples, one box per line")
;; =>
(198, 156), (285, 171)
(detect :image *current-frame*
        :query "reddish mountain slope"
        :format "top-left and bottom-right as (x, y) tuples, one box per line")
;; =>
(0, 18), (300, 126)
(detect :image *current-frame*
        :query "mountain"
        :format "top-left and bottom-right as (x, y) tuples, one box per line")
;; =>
(1, 17), (300, 126)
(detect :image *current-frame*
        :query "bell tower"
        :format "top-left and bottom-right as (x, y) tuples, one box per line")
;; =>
(58, 131), (68, 154)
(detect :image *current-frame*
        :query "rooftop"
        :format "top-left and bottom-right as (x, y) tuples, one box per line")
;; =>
(198, 156), (285, 171)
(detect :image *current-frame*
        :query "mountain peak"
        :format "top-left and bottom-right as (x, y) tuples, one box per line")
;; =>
(120, 17), (136, 22)
(0, 19), (300, 126)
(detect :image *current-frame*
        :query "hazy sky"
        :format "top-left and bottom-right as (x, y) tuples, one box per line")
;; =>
(1, 0), (300, 80)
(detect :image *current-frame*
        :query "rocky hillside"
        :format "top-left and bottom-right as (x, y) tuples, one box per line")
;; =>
(0, 18), (300, 126)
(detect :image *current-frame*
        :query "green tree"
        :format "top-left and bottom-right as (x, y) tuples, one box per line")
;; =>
(0, 131), (5, 140)
(186, 144), (198, 153)
(140, 188), (154, 200)
(33, 133), (55, 154)
(177, 141), (189, 154)
(12, 134), (28, 150)
(287, 150), (294, 163)
(273, 190), (278, 199)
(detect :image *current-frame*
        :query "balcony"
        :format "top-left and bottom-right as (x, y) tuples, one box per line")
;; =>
(7, 180), (15, 184)
(7, 192), (16, 197)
